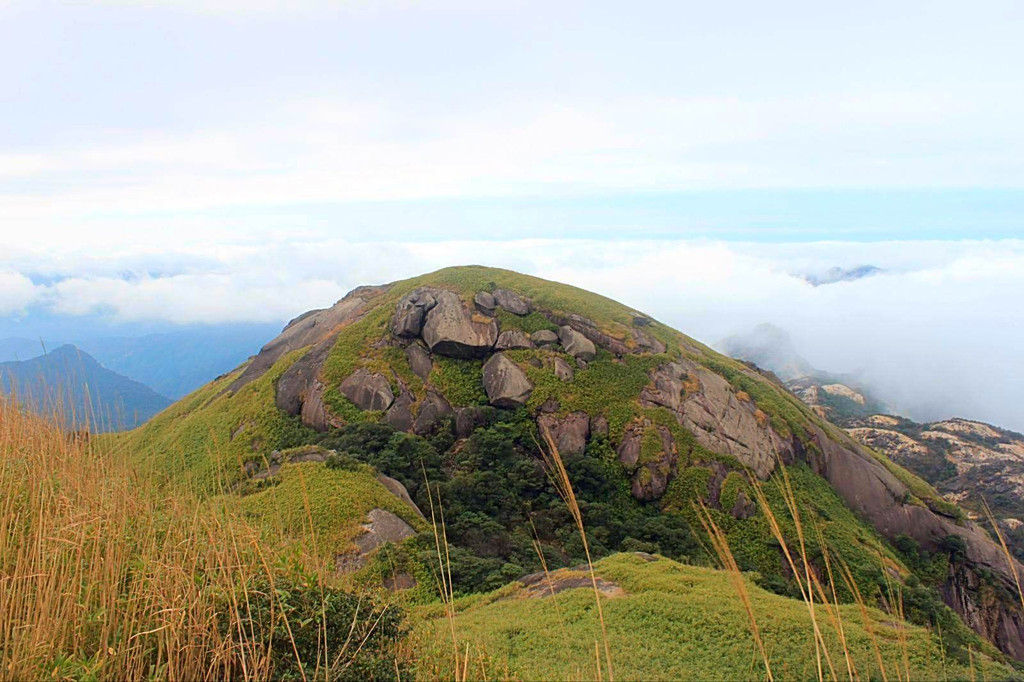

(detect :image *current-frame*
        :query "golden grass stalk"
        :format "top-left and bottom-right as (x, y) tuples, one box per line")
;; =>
(695, 501), (774, 681)
(981, 497), (1024, 612)
(537, 423), (614, 682)
(0, 395), (389, 680)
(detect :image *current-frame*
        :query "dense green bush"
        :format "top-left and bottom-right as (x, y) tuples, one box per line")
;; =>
(226, 568), (406, 680)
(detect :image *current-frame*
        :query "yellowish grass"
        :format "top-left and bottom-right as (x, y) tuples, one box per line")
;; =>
(0, 396), (388, 680)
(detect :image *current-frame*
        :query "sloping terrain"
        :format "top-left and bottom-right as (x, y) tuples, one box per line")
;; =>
(1, 345), (172, 431)
(120, 265), (1024, 661)
(848, 415), (1024, 560)
(411, 552), (1009, 680)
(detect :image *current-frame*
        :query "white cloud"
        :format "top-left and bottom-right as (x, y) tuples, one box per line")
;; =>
(2, 237), (1022, 429)
(0, 270), (40, 314)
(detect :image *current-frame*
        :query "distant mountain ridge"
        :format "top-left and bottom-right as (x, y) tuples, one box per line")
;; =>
(0, 345), (172, 432)
(804, 264), (883, 286)
(0, 323), (279, 400)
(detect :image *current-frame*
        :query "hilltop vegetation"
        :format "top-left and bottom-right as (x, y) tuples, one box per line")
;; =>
(114, 265), (1024, 667)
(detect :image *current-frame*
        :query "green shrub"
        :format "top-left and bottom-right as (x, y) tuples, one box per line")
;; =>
(226, 569), (406, 680)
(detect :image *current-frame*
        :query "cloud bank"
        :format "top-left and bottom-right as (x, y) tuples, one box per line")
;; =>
(2, 237), (1022, 431)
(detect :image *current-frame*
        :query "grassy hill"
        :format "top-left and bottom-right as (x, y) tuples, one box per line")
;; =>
(114, 265), (1024, 668)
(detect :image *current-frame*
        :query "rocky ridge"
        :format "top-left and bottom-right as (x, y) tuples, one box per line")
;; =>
(217, 268), (1024, 659)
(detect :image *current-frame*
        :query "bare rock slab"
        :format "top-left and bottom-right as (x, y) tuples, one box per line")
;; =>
(482, 353), (534, 408)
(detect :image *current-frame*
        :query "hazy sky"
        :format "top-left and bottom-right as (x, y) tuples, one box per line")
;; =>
(1, 1), (1023, 428)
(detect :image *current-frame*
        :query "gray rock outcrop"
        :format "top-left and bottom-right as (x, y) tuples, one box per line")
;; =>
(337, 508), (417, 574)
(482, 353), (533, 408)
(551, 356), (574, 382)
(405, 343), (433, 380)
(385, 391), (414, 432)
(421, 291), (498, 358)
(392, 288), (438, 338)
(538, 411), (590, 455)
(531, 329), (559, 346)
(641, 359), (790, 480)
(413, 390), (454, 434)
(492, 289), (532, 315)
(474, 291), (496, 312)
(557, 326), (597, 361)
(339, 369), (395, 412)
(495, 330), (534, 350)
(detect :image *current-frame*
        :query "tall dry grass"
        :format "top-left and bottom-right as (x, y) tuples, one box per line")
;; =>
(694, 457), (938, 682)
(0, 396), (297, 679)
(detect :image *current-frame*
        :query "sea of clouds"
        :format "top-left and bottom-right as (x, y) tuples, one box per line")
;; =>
(1, 237), (1022, 431)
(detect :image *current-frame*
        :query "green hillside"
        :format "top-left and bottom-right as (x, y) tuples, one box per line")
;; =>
(411, 553), (1011, 680)
(116, 265), (1024, 666)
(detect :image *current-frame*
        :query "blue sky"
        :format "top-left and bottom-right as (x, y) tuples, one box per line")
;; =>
(1, 1), (1023, 428)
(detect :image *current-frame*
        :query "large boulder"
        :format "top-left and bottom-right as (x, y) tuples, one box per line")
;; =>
(339, 369), (395, 412)
(551, 356), (574, 382)
(422, 291), (498, 358)
(413, 390), (454, 435)
(385, 391), (414, 432)
(531, 329), (559, 346)
(391, 288), (438, 338)
(492, 288), (532, 315)
(337, 508), (417, 574)
(405, 343), (433, 381)
(495, 329), (534, 350)
(558, 326), (597, 361)
(482, 353), (534, 408)
(376, 473), (425, 519)
(538, 412), (590, 455)
(474, 291), (496, 312)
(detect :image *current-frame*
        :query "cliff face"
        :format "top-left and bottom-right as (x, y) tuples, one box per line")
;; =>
(141, 266), (1024, 659)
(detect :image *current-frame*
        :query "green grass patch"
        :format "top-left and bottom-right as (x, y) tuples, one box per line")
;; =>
(410, 552), (1011, 681)
(233, 461), (425, 559)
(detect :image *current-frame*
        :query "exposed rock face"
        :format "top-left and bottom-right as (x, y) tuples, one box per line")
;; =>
(551, 356), (574, 382)
(337, 508), (417, 574)
(405, 343), (433, 380)
(590, 414), (609, 438)
(633, 327), (667, 354)
(340, 369), (395, 412)
(799, 423), (1024, 660)
(617, 430), (641, 469)
(385, 391), (414, 432)
(421, 290), (498, 358)
(392, 288), (438, 338)
(531, 329), (559, 346)
(275, 335), (342, 431)
(236, 285), (384, 391)
(642, 359), (791, 480)
(482, 353), (533, 408)
(413, 391), (453, 434)
(538, 411), (590, 455)
(495, 329), (534, 350)
(474, 291), (496, 312)
(557, 326), (597, 361)
(492, 288), (532, 315)
(550, 314), (631, 356)
(943, 562), (1024, 660)
(376, 473), (425, 519)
